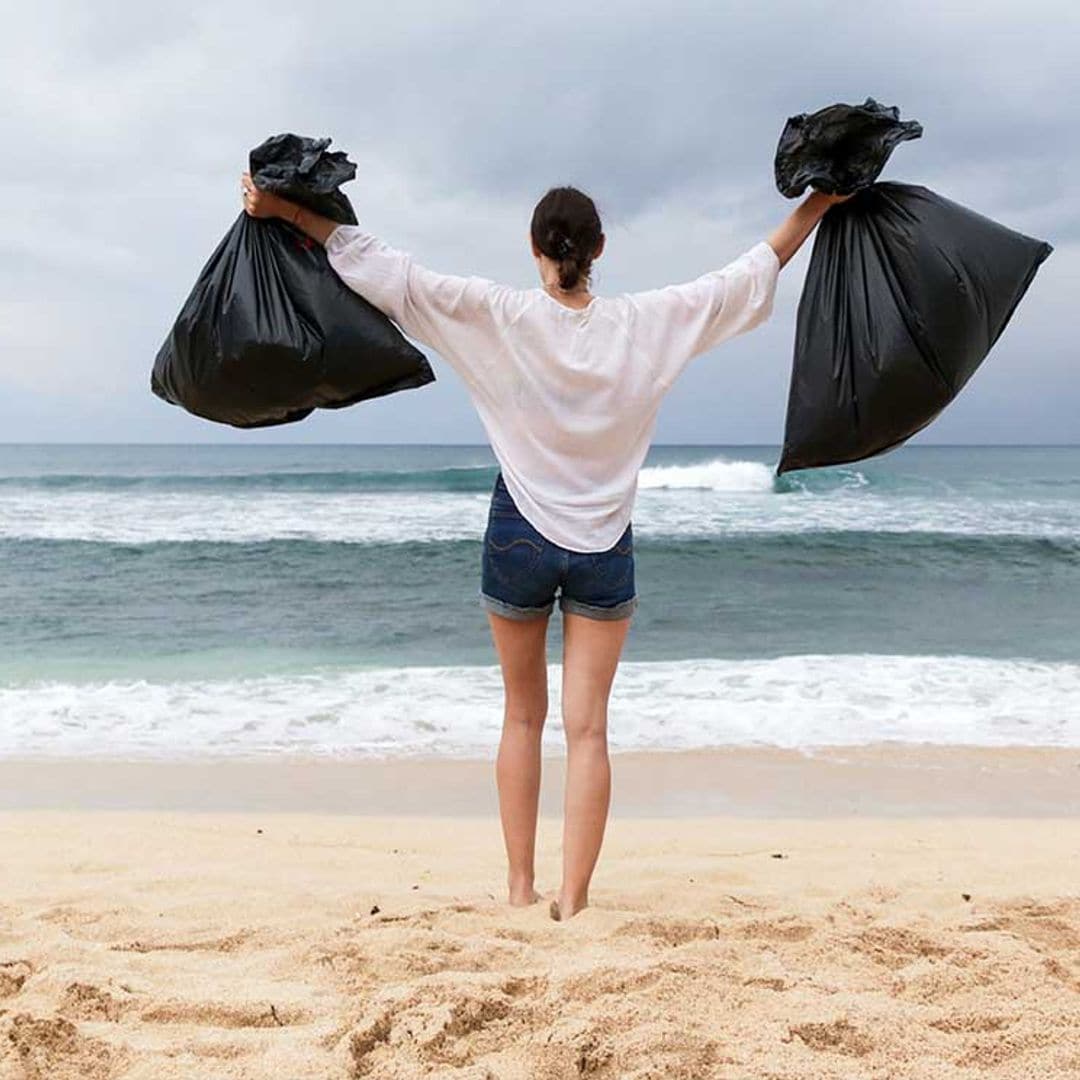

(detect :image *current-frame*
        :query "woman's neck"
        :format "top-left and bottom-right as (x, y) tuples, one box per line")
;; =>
(542, 282), (593, 310)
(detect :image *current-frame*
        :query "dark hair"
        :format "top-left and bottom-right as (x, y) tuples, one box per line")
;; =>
(530, 186), (603, 291)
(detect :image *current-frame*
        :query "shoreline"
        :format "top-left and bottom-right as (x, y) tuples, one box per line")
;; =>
(3, 743), (1079, 816)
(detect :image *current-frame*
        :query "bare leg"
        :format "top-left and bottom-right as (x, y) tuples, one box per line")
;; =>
(486, 610), (550, 906)
(551, 611), (631, 921)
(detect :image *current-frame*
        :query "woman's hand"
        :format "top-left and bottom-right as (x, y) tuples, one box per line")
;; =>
(239, 171), (340, 247)
(814, 190), (856, 206)
(768, 189), (857, 268)
(241, 172), (294, 221)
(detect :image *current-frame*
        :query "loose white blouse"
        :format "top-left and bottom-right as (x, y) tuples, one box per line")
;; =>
(325, 225), (781, 552)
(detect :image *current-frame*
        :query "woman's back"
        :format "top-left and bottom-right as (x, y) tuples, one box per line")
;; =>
(324, 225), (780, 552)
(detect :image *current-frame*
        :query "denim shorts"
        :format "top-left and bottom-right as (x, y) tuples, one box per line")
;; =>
(480, 473), (638, 621)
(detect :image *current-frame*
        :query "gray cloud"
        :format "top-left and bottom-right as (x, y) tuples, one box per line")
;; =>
(1, 0), (1075, 444)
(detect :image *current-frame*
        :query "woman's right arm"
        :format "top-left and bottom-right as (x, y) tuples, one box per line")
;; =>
(767, 190), (853, 269)
(239, 172), (502, 387)
(241, 172), (339, 246)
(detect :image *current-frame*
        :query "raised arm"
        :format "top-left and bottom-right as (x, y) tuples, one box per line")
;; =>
(242, 173), (850, 267)
(767, 189), (853, 268)
(240, 172), (501, 390)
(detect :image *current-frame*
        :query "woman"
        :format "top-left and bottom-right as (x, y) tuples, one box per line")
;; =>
(241, 173), (851, 920)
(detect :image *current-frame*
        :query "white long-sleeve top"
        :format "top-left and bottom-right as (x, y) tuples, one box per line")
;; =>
(325, 225), (781, 552)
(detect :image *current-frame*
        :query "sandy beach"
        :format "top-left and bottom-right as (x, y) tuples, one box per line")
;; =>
(1, 746), (1079, 1079)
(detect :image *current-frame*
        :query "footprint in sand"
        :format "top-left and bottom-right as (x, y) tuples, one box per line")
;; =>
(742, 975), (789, 991)
(613, 916), (720, 947)
(59, 982), (133, 1022)
(963, 897), (1080, 951)
(397, 937), (522, 978)
(1043, 955), (1080, 992)
(498, 974), (547, 998)
(787, 1017), (874, 1058)
(951, 1030), (1055, 1070)
(735, 917), (815, 943)
(345, 987), (514, 1073)
(139, 1000), (310, 1028)
(345, 1008), (394, 1071)
(849, 925), (952, 969)
(0, 960), (33, 998)
(558, 964), (668, 1002)
(929, 1012), (1016, 1034)
(108, 929), (252, 954)
(532, 1014), (727, 1080)
(1, 1013), (127, 1080)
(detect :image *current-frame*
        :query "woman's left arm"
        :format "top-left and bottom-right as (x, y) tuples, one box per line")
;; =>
(766, 190), (854, 268)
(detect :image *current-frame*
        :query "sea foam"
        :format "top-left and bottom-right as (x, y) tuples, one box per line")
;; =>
(638, 459), (777, 492)
(3, 654), (1077, 760)
(1, 458), (1077, 544)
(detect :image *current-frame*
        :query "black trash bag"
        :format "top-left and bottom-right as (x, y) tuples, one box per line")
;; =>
(151, 133), (434, 428)
(777, 181), (1053, 474)
(774, 96), (923, 198)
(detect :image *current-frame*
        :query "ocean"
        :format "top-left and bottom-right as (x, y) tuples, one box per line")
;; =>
(1, 443), (1077, 759)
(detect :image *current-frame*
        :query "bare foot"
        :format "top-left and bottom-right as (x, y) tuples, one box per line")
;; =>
(549, 894), (588, 921)
(508, 886), (542, 907)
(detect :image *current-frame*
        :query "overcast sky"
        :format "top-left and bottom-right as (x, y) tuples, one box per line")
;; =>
(1, 0), (1075, 445)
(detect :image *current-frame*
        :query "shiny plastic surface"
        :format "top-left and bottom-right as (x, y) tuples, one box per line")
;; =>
(774, 97), (922, 198)
(151, 134), (433, 428)
(777, 182), (1053, 474)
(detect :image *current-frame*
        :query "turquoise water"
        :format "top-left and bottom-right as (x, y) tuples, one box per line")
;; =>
(1, 443), (1077, 757)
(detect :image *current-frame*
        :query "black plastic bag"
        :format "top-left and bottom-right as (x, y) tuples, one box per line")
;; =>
(774, 96), (922, 198)
(151, 134), (434, 428)
(774, 104), (1053, 474)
